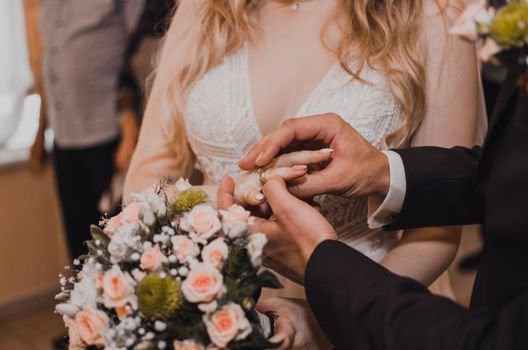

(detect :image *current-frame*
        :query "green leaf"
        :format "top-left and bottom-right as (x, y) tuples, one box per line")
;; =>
(90, 225), (110, 248)
(257, 270), (283, 289)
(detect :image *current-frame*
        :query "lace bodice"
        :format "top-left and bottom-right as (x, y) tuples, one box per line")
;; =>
(183, 45), (402, 261)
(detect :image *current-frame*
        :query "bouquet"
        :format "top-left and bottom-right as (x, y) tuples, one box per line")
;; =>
(450, 0), (528, 73)
(55, 178), (282, 350)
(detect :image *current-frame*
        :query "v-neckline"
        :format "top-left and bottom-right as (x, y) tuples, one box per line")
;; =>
(242, 43), (339, 138)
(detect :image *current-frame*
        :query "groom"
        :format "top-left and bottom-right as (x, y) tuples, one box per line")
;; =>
(217, 71), (528, 348)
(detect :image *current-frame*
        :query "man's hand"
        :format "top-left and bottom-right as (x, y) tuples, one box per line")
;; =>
(238, 113), (390, 199)
(217, 176), (337, 284)
(29, 108), (48, 173)
(257, 298), (332, 350)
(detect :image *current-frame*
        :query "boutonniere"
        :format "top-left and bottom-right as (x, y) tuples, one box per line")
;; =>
(450, 0), (528, 77)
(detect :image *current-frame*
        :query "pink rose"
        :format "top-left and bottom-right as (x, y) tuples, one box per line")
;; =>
(74, 307), (109, 347)
(219, 204), (253, 238)
(102, 265), (136, 309)
(203, 303), (252, 348)
(171, 235), (200, 262)
(449, 0), (487, 41)
(140, 245), (168, 271)
(104, 202), (142, 237)
(220, 204), (251, 227)
(201, 238), (228, 269)
(173, 340), (205, 350)
(182, 263), (223, 303)
(479, 38), (501, 62)
(181, 205), (222, 240)
(63, 316), (84, 350)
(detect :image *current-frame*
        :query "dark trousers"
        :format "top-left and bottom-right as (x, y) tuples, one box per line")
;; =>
(53, 139), (117, 259)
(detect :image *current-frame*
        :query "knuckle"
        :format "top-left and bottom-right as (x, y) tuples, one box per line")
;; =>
(282, 118), (296, 129)
(293, 337), (309, 350)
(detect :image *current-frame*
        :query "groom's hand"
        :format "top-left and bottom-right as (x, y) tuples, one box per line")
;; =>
(239, 113), (390, 199)
(219, 176), (337, 284)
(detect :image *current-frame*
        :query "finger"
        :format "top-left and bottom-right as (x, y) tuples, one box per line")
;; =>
(238, 142), (263, 170)
(217, 176), (236, 210)
(249, 217), (276, 234)
(262, 177), (307, 217)
(250, 201), (272, 218)
(269, 321), (295, 350)
(255, 114), (341, 167)
(274, 148), (334, 167)
(255, 297), (282, 315)
(244, 188), (265, 206)
(263, 165), (308, 183)
(287, 169), (335, 198)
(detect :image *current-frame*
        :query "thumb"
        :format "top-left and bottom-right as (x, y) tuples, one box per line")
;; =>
(262, 177), (304, 217)
(217, 176), (236, 210)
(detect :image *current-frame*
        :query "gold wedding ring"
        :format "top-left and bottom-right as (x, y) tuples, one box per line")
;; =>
(255, 167), (267, 186)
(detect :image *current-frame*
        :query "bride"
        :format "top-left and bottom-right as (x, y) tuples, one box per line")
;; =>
(125, 0), (481, 306)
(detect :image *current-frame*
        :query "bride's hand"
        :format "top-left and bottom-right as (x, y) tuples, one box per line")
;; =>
(257, 298), (332, 350)
(234, 149), (333, 206)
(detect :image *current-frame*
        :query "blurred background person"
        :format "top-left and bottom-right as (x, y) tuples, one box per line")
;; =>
(24, 1), (175, 349)
(28, 0), (146, 262)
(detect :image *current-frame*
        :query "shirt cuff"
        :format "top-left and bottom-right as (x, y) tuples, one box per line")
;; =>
(367, 150), (406, 229)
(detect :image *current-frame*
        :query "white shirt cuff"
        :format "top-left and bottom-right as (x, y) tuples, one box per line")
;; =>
(367, 150), (406, 229)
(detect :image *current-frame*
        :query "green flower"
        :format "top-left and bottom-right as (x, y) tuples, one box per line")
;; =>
(490, 2), (528, 47)
(137, 273), (183, 319)
(170, 188), (208, 213)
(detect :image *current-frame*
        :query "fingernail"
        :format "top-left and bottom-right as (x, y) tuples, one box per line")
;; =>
(255, 193), (264, 201)
(293, 165), (308, 171)
(320, 148), (334, 153)
(255, 152), (264, 164)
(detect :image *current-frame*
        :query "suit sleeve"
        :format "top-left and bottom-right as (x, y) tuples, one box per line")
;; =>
(385, 146), (485, 230)
(305, 240), (528, 350)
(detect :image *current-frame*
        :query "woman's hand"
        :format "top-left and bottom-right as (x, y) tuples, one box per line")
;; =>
(234, 149), (334, 206)
(115, 110), (139, 174)
(257, 298), (332, 350)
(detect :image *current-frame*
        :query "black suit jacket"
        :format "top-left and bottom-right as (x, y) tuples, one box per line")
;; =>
(305, 71), (528, 349)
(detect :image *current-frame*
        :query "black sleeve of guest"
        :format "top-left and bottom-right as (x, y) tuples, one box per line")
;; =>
(385, 146), (485, 231)
(305, 240), (528, 350)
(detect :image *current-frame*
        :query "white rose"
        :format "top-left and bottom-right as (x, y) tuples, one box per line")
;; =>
(219, 205), (253, 238)
(145, 190), (167, 217)
(171, 235), (200, 262)
(181, 263), (223, 303)
(201, 238), (229, 269)
(203, 303), (252, 348)
(55, 303), (81, 317)
(70, 277), (98, 309)
(180, 205), (222, 240)
(141, 203), (156, 226)
(247, 233), (267, 267)
(175, 178), (192, 192)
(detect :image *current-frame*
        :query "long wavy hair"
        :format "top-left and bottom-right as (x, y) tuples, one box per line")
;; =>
(162, 0), (430, 173)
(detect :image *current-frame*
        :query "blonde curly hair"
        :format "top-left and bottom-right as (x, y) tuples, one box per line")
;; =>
(162, 0), (435, 172)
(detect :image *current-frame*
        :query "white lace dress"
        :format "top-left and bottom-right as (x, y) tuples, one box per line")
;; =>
(183, 45), (403, 263)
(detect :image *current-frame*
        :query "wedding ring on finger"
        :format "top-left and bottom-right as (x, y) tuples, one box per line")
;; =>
(255, 167), (267, 186)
